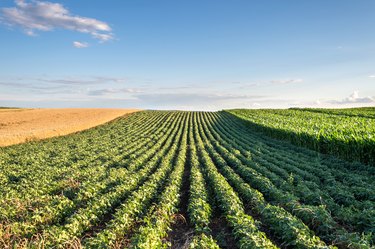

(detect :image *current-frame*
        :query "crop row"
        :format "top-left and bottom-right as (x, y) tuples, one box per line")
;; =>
(205, 111), (374, 247)
(290, 107), (375, 119)
(1, 110), (374, 248)
(1, 111), (184, 246)
(214, 113), (375, 216)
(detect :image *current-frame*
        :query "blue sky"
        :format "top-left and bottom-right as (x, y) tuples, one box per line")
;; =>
(0, 0), (374, 110)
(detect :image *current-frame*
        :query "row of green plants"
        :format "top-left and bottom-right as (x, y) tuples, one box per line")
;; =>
(84, 112), (188, 248)
(291, 107), (375, 119)
(217, 112), (375, 204)
(204, 111), (374, 248)
(129, 112), (189, 248)
(1, 113), (149, 234)
(0, 111), (162, 209)
(192, 113), (279, 249)
(42, 113), (186, 246)
(0, 111), (185, 247)
(1, 111), (176, 240)
(212, 111), (375, 239)
(1, 111), (160, 196)
(196, 112), (331, 249)
(1, 110), (374, 248)
(227, 108), (375, 166)
(187, 115), (221, 249)
(221, 111), (375, 184)
(0, 111), (176, 242)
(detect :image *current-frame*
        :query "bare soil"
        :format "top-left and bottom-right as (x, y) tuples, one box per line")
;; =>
(0, 108), (139, 146)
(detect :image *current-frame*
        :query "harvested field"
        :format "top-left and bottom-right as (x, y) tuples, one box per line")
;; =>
(0, 108), (139, 146)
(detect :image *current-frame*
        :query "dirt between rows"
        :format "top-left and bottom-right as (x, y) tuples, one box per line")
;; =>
(0, 108), (139, 147)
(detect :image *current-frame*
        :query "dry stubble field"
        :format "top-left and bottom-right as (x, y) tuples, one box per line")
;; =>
(0, 108), (139, 147)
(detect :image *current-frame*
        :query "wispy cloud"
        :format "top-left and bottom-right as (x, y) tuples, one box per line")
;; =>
(236, 78), (304, 89)
(1, 0), (113, 42)
(369, 75), (375, 78)
(88, 88), (143, 96)
(0, 76), (127, 93)
(73, 41), (88, 48)
(270, 79), (304, 84)
(37, 76), (126, 85)
(134, 93), (266, 110)
(0, 81), (67, 90)
(156, 85), (202, 91)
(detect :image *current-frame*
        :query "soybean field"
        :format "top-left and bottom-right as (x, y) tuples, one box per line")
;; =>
(1, 111), (374, 248)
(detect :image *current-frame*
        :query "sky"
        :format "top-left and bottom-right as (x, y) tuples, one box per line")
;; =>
(0, 0), (374, 110)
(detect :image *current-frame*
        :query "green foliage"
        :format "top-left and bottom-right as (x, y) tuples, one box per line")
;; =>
(189, 233), (220, 249)
(1, 110), (374, 248)
(227, 108), (375, 166)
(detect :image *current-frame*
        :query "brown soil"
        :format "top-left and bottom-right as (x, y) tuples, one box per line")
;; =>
(0, 108), (139, 147)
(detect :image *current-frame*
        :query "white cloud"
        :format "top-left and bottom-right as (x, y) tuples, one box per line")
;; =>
(1, 0), (113, 42)
(330, 91), (375, 104)
(349, 91), (359, 100)
(73, 41), (88, 48)
(369, 75), (375, 78)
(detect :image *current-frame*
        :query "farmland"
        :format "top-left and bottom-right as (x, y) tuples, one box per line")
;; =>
(0, 110), (374, 248)
(0, 108), (139, 147)
(227, 108), (375, 166)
